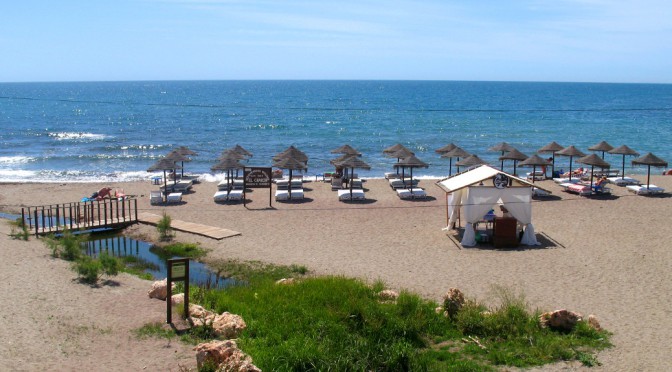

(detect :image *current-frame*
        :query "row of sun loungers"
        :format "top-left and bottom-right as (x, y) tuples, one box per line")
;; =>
(559, 182), (612, 196)
(626, 185), (665, 195)
(150, 191), (183, 205)
(213, 189), (244, 202)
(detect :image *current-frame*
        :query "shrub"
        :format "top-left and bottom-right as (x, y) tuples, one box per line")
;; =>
(156, 212), (173, 241)
(9, 217), (29, 240)
(99, 252), (123, 276)
(73, 256), (103, 284)
(44, 228), (85, 261)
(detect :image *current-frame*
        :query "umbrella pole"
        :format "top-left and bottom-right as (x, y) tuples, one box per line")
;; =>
(350, 167), (354, 199)
(568, 157), (573, 181)
(449, 158), (453, 176)
(621, 154), (626, 180)
(289, 169), (293, 200)
(646, 166), (651, 189)
(163, 170), (167, 203)
(456, 157), (460, 174)
(513, 161), (517, 176)
(181, 161), (184, 177)
(552, 153), (556, 177)
(590, 165), (595, 189)
(500, 151), (505, 171)
(410, 168), (414, 194)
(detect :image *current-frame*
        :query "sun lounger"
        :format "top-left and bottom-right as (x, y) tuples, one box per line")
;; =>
(396, 188), (427, 199)
(338, 189), (365, 201)
(389, 178), (419, 189)
(166, 192), (182, 203)
(150, 191), (163, 205)
(331, 177), (343, 190)
(213, 190), (228, 202)
(384, 172), (400, 179)
(626, 185), (665, 195)
(227, 190), (244, 201)
(607, 176), (640, 186)
(532, 187), (551, 197)
(275, 189), (304, 201)
(553, 177), (581, 184)
(526, 171), (545, 181)
(162, 180), (193, 193)
(275, 178), (303, 190)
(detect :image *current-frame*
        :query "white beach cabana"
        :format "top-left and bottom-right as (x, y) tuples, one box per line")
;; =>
(435, 165), (550, 247)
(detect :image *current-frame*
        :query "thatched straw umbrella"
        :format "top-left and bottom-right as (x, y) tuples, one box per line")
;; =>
(164, 150), (191, 184)
(435, 143), (457, 155)
(538, 141), (564, 177)
(211, 157), (245, 191)
(232, 144), (253, 158)
(147, 158), (181, 202)
(499, 149), (528, 176)
(488, 142), (516, 170)
(172, 146), (197, 177)
(518, 155), (551, 184)
(577, 154), (610, 189)
(335, 156), (371, 199)
(588, 141), (614, 159)
(441, 146), (470, 175)
(393, 155), (428, 195)
(455, 155), (487, 173)
(331, 144), (361, 156)
(555, 145), (586, 181)
(272, 157), (307, 200)
(608, 145), (639, 181)
(632, 153), (668, 190)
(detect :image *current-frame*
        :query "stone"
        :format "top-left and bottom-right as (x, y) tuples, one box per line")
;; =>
(275, 278), (295, 285)
(148, 279), (175, 300)
(194, 340), (260, 372)
(188, 304), (215, 326)
(587, 314), (602, 331)
(212, 312), (247, 339)
(539, 309), (583, 331)
(377, 289), (399, 302)
(171, 293), (184, 305)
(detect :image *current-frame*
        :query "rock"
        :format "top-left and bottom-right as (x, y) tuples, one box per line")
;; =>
(276, 278), (295, 285)
(587, 314), (602, 331)
(377, 289), (399, 302)
(148, 279), (175, 300)
(212, 312), (247, 339)
(171, 293), (184, 305)
(188, 304), (215, 326)
(194, 340), (260, 372)
(442, 288), (465, 318)
(539, 309), (583, 331)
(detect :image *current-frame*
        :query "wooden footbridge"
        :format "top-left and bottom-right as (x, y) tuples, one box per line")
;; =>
(21, 198), (138, 236)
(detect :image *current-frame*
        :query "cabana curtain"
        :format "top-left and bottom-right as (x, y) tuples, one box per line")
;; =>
(460, 187), (539, 246)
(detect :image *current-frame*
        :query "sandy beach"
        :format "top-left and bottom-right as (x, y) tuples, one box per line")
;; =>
(1, 175), (671, 371)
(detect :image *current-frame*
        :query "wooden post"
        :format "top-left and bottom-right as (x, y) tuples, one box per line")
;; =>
(34, 209), (39, 237)
(134, 199), (138, 222)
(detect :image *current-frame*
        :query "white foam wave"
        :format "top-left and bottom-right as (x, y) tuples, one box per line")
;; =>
(48, 132), (108, 141)
(0, 156), (35, 164)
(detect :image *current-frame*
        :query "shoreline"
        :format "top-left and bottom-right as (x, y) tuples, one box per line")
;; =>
(2, 176), (672, 371)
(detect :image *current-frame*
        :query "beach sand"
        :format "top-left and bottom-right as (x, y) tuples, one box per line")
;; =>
(1, 175), (671, 371)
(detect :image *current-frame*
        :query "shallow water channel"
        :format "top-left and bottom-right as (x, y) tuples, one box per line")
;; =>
(83, 232), (235, 288)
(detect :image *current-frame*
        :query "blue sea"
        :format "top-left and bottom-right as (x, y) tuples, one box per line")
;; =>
(1, 80), (671, 183)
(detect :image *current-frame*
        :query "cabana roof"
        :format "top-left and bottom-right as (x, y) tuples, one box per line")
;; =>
(435, 165), (550, 194)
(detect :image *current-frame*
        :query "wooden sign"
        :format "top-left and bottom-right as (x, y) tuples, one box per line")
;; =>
(166, 258), (189, 324)
(244, 167), (272, 188)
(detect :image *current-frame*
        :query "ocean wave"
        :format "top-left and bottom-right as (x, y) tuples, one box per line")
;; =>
(0, 156), (35, 164)
(48, 132), (109, 141)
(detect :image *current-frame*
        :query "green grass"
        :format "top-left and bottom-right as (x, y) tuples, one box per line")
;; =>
(137, 262), (611, 371)
(207, 259), (308, 282)
(150, 242), (207, 260)
(119, 255), (157, 280)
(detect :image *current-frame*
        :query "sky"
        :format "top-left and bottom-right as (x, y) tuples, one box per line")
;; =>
(1, 0), (671, 83)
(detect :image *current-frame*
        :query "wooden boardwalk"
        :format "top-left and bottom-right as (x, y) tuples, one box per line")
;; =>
(137, 213), (241, 240)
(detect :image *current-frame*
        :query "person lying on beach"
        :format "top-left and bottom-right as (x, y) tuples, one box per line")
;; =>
(561, 167), (584, 177)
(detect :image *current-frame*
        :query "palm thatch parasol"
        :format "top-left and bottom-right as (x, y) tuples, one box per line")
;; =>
(488, 142), (516, 170)
(331, 144), (361, 156)
(393, 155), (428, 194)
(272, 157), (307, 200)
(273, 146), (308, 165)
(147, 158), (182, 202)
(383, 143), (413, 156)
(441, 146), (470, 175)
(518, 155), (551, 184)
(538, 141), (564, 176)
(164, 150), (192, 183)
(211, 157), (245, 191)
(577, 154), (610, 189)
(499, 149), (528, 176)
(232, 144), (253, 158)
(334, 155), (371, 199)
(632, 153), (668, 190)
(588, 141), (614, 159)
(555, 145), (586, 181)
(455, 154), (487, 169)
(435, 143), (457, 154)
(608, 145), (639, 181)
(172, 147), (197, 177)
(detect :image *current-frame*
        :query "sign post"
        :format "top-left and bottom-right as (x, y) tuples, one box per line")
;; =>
(244, 167), (273, 207)
(166, 258), (189, 324)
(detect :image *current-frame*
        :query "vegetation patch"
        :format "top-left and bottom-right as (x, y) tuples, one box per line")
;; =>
(139, 261), (611, 371)
(9, 217), (30, 240)
(151, 242), (206, 260)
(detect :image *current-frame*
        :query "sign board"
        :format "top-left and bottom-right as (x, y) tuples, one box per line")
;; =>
(244, 167), (272, 188)
(166, 258), (189, 324)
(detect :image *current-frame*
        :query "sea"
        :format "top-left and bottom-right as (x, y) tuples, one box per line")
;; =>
(1, 80), (671, 183)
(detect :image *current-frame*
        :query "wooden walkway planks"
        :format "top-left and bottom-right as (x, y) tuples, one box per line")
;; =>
(137, 212), (241, 240)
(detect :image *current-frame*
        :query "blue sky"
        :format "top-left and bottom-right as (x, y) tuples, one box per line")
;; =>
(1, 0), (671, 83)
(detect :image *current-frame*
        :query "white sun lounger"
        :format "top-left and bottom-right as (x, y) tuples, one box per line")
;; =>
(607, 177), (640, 186)
(338, 189), (365, 201)
(213, 190), (229, 202)
(384, 172), (400, 179)
(150, 191), (163, 205)
(396, 188), (427, 199)
(626, 185), (665, 195)
(166, 192), (182, 203)
(526, 171), (545, 181)
(553, 177), (581, 184)
(227, 190), (244, 201)
(389, 178), (419, 189)
(275, 189), (304, 201)
(532, 187), (551, 197)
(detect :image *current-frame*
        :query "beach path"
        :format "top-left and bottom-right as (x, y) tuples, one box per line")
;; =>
(137, 212), (241, 240)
